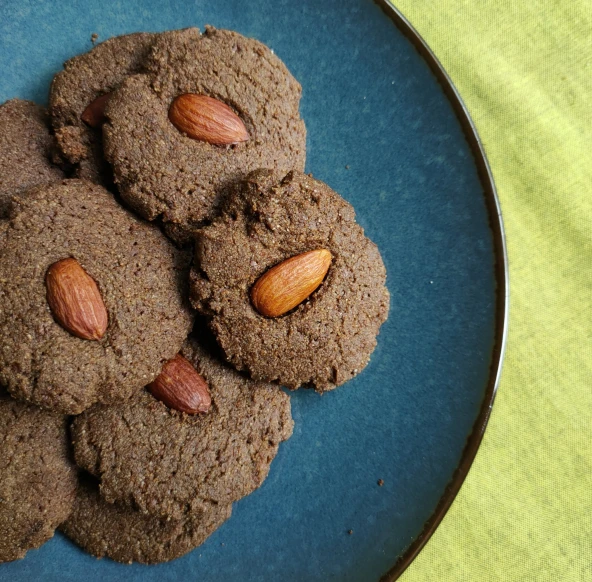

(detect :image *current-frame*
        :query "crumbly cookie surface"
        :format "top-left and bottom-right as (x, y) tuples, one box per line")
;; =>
(60, 476), (231, 564)
(71, 334), (293, 519)
(0, 398), (77, 563)
(190, 169), (390, 390)
(0, 99), (64, 217)
(50, 32), (158, 183)
(104, 26), (306, 243)
(0, 179), (194, 414)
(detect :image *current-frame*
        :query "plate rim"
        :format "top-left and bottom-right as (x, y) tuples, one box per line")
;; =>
(374, 2), (509, 580)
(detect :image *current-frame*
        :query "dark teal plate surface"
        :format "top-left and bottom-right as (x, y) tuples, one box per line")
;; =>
(0, 1), (506, 580)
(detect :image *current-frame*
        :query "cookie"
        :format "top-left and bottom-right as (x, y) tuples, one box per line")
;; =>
(190, 169), (390, 391)
(0, 397), (77, 562)
(50, 33), (158, 183)
(60, 475), (231, 564)
(0, 179), (194, 414)
(0, 99), (64, 217)
(103, 26), (306, 244)
(71, 333), (293, 519)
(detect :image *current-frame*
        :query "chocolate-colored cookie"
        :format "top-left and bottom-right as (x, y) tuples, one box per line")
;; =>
(0, 179), (194, 414)
(50, 33), (158, 183)
(0, 398), (77, 562)
(103, 26), (306, 244)
(190, 169), (390, 391)
(0, 99), (64, 216)
(60, 476), (231, 564)
(71, 334), (293, 519)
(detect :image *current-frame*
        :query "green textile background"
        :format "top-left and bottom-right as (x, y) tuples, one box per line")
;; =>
(392, 2), (592, 581)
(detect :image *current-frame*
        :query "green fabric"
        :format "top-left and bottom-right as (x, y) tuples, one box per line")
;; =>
(391, 2), (592, 581)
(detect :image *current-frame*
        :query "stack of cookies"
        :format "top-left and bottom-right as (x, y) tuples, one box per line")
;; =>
(0, 26), (389, 564)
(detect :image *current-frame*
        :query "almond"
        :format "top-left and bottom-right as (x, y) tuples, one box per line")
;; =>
(168, 94), (249, 145)
(250, 249), (332, 318)
(81, 92), (111, 128)
(45, 258), (108, 340)
(148, 354), (211, 414)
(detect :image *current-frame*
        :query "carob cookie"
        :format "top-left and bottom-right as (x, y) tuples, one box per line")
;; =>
(0, 179), (194, 414)
(0, 397), (77, 562)
(0, 99), (64, 217)
(71, 334), (294, 519)
(103, 26), (306, 244)
(190, 169), (390, 391)
(50, 32), (158, 183)
(60, 475), (231, 564)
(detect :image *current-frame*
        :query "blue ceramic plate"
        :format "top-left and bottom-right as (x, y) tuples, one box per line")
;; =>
(0, 1), (507, 580)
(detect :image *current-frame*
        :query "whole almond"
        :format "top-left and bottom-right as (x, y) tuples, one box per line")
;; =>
(80, 92), (111, 128)
(45, 258), (108, 340)
(148, 354), (211, 414)
(168, 94), (249, 145)
(250, 249), (332, 318)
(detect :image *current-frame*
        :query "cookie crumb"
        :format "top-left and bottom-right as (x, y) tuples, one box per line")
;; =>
(91, 33), (99, 44)
(377, 479), (384, 486)
(347, 529), (353, 535)
(345, 165), (350, 169)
